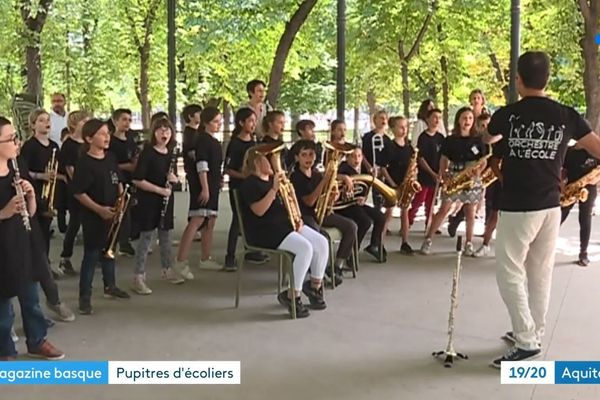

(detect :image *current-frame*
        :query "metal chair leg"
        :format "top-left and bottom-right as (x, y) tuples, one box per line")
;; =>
(235, 251), (246, 308)
(288, 257), (296, 320)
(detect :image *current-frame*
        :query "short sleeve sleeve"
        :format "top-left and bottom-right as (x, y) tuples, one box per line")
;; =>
(488, 107), (507, 137)
(440, 136), (452, 158)
(240, 177), (267, 206)
(195, 135), (210, 173)
(569, 108), (592, 141)
(132, 145), (151, 181)
(71, 158), (93, 195)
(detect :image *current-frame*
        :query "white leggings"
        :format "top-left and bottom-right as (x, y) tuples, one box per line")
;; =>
(277, 225), (329, 291)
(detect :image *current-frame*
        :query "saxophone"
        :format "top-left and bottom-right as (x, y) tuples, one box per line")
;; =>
(560, 166), (600, 207)
(315, 141), (355, 225)
(41, 148), (58, 217)
(255, 142), (303, 231)
(103, 185), (131, 259)
(397, 148), (421, 209)
(442, 154), (491, 196)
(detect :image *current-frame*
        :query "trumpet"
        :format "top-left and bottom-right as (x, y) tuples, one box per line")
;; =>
(371, 134), (385, 174)
(255, 141), (303, 231)
(10, 159), (31, 231)
(41, 148), (58, 216)
(103, 185), (131, 259)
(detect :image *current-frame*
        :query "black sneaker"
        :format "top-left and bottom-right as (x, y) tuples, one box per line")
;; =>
(447, 216), (460, 238)
(224, 258), (237, 272)
(577, 252), (590, 267)
(59, 259), (78, 276)
(276, 291), (310, 318)
(118, 243), (135, 257)
(78, 298), (93, 315)
(245, 252), (269, 264)
(325, 267), (343, 287)
(491, 347), (541, 368)
(364, 244), (386, 263)
(400, 242), (414, 255)
(302, 281), (327, 310)
(103, 286), (131, 299)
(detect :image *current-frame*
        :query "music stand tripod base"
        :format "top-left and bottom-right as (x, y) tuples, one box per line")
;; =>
(432, 349), (468, 368)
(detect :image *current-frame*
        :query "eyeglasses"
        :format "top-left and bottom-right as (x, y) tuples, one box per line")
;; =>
(0, 135), (19, 145)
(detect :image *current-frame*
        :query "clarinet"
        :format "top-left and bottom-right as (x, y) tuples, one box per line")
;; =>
(159, 150), (177, 229)
(10, 159), (32, 231)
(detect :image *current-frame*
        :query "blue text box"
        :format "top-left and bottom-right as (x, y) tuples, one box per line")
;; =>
(0, 361), (108, 385)
(555, 361), (600, 384)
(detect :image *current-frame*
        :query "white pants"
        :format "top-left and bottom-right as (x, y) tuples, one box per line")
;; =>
(277, 225), (329, 291)
(495, 208), (561, 350)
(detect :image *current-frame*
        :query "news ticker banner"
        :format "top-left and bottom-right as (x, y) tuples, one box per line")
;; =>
(0, 361), (240, 385)
(501, 361), (600, 384)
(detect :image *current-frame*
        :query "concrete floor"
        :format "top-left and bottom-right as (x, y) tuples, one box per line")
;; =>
(5, 191), (600, 399)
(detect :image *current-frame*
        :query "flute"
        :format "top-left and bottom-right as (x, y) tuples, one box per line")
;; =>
(11, 159), (32, 231)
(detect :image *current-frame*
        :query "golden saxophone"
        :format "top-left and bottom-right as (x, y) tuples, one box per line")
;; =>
(397, 148), (421, 209)
(103, 185), (131, 259)
(315, 141), (355, 225)
(442, 154), (491, 196)
(255, 141), (303, 231)
(41, 148), (58, 216)
(560, 166), (600, 207)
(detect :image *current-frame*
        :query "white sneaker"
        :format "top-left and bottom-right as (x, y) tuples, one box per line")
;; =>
(11, 327), (18, 343)
(463, 242), (475, 257)
(420, 239), (432, 255)
(161, 268), (185, 284)
(131, 275), (152, 295)
(474, 244), (491, 258)
(174, 261), (194, 280)
(198, 258), (223, 271)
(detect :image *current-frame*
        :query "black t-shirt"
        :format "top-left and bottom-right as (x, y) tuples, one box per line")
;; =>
(290, 168), (322, 219)
(239, 175), (293, 249)
(489, 96), (591, 211)
(563, 147), (599, 183)
(132, 145), (174, 231)
(194, 132), (223, 211)
(338, 161), (368, 177)
(286, 141), (323, 171)
(0, 159), (46, 298)
(225, 136), (256, 189)
(72, 152), (122, 248)
(416, 131), (445, 187)
(182, 126), (198, 177)
(20, 137), (60, 205)
(109, 131), (138, 183)
(362, 131), (393, 167)
(441, 135), (487, 172)
(386, 140), (415, 183)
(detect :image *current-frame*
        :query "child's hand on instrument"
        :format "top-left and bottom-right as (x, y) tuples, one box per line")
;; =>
(97, 206), (115, 221)
(167, 173), (178, 184)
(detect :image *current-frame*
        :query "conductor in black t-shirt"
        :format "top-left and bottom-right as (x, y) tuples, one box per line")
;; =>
(488, 51), (600, 367)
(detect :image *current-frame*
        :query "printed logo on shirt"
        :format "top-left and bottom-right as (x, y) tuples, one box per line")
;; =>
(110, 171), (119, 185)
(507, 114), (564, 160)
(471, 145), (480, 155)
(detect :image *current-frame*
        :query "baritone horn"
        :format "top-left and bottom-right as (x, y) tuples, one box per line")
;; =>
(254, 141), (303, 231)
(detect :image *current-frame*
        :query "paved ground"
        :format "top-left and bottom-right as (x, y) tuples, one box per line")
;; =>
(5, 192), (600, 399)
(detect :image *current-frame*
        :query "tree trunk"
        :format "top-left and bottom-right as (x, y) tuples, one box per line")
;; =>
(399, 42), (410, 118)
(366, 89), (377, 118)
(397, 1), (437, 118)
(353, 105), (360, 143)
(222, 100), (232, 143)
(266, 0), (318, 108)
(290, 111), (300, 141)
(440, 55), (449, 132)
(577, 0), (600, 132)
(139, 44), (151, 130)
(20, 0), (53, 101)
(489, 53), (510, 103)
